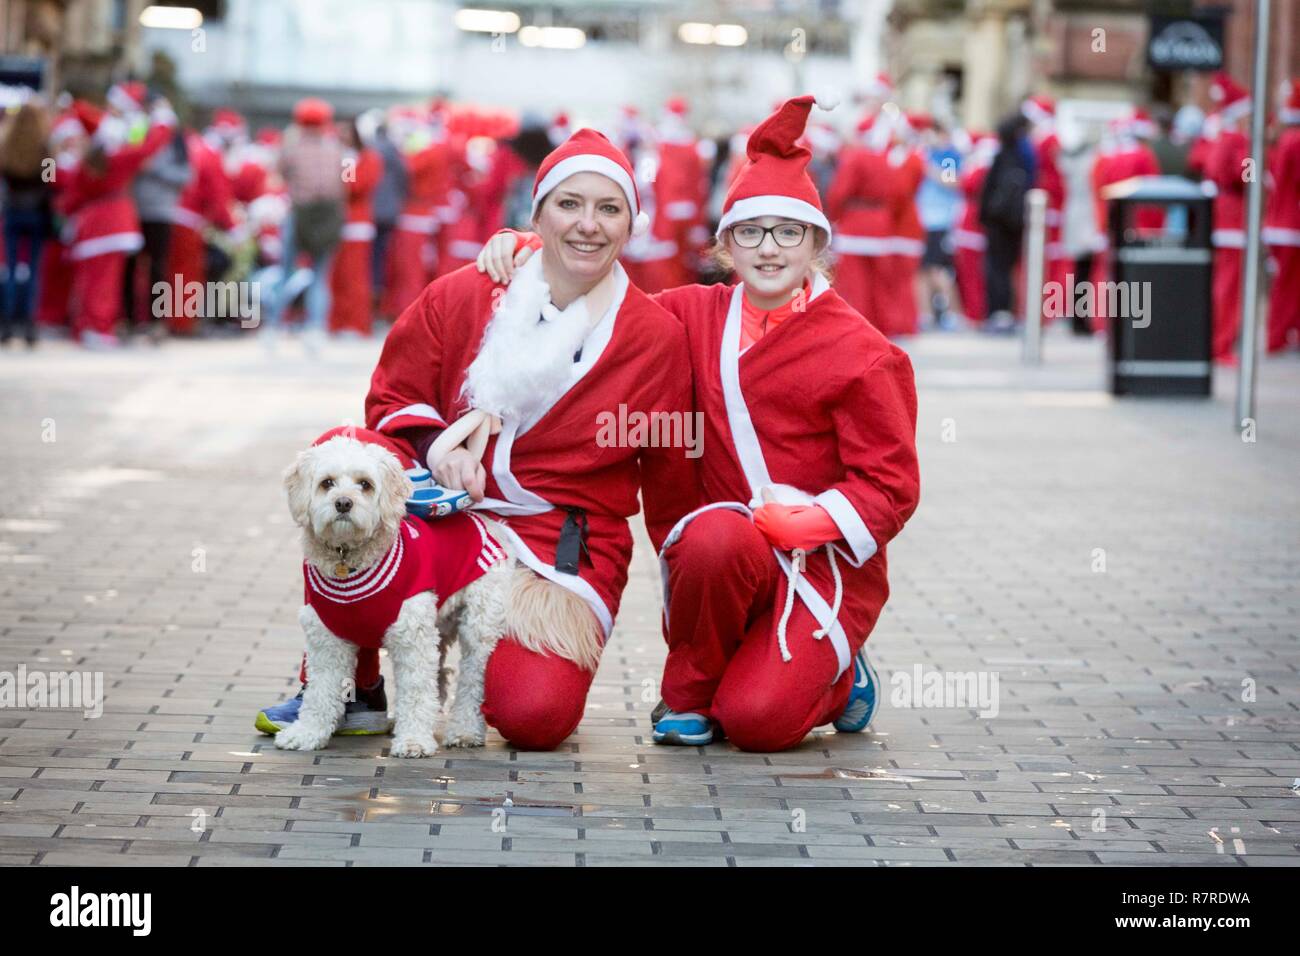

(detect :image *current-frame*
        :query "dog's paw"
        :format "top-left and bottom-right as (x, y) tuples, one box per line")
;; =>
(275, 723), (331, 751)
(442, 719), (486, 748)
(390, 735), (437, 758)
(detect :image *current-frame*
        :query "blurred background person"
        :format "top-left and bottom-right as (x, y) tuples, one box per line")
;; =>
(0, 98), (53, 348)
(978, 111), (1035, 334)
(329, 116), (381, 337)
(262, 97), (344, 356)
(1265, 78), (1300, 354)
(915, 118), (962, 330)
(124, 97), (190, 343)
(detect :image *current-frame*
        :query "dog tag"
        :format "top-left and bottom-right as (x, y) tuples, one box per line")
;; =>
(333, 562), (351, 578)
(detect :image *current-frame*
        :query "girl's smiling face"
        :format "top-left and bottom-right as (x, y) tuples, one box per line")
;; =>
(724, 215), (822, 305)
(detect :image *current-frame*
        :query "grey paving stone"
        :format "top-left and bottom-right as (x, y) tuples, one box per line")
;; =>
(2, 331), (1297, 866)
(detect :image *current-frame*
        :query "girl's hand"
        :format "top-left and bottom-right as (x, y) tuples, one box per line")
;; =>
(752, 503), (840, 552)
(475, 230), (538, 284)
(433, 447), (486, 501)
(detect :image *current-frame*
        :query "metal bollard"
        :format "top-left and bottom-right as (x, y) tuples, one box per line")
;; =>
(1022, 188), (1047, 365)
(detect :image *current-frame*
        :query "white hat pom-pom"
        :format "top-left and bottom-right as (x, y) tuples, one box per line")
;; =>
(633, 210), (651, 236)
(814, 89), (841, 112)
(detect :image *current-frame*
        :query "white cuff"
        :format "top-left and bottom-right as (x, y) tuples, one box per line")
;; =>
(813, 488), (877, 567)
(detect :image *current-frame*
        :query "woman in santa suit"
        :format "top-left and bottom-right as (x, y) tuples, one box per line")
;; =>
(58, 97), (177, 348)
(256, 129), (698, 751)
(328, 118), (382, 336)
(480, 97), (921, 752)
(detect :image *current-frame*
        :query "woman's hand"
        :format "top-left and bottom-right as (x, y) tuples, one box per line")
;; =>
(433, 447), (486, 501)
(475, 230), (538, 284)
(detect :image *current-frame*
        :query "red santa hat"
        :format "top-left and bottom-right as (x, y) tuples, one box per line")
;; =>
(1280, 78), (1300, 125)
(864, 72), (893, 100)
(72, 100), (104, 137)
(50, 107), (88, 147)
(1022, 94), (1055, 125)
(1209, 71), (1251, 123)
(716, 94), (833, 241)
(1128, 107), (1157, 139)
(211, 108), (246, 133)
(107, 81), (147, 115)
(531, 127), (650, 236)
(293, 97), (334, 128)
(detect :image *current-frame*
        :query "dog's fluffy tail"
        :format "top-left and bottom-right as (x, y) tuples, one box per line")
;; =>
(504, 565), (603, 673)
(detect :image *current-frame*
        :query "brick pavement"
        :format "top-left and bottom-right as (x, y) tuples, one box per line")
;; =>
(1, 329), (1297, 866)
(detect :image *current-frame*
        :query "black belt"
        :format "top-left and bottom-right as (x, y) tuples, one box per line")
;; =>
(555, 506), (590, 575)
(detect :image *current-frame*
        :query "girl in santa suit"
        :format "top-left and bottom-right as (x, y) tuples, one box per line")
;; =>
(257, 129), (697, 750)
(58, 97), (177, 348)
(479, 97), (921, 752)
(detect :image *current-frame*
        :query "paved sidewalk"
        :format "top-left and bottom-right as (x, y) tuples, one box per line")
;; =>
(1, 329), (1297, 867)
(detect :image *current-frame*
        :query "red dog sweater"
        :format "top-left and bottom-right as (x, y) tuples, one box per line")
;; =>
(305, 512), (506, 648)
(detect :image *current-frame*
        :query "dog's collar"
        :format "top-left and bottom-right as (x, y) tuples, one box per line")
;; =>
(332, 545), (358, 578)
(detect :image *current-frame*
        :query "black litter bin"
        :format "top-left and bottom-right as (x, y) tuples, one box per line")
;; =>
(1102, 175), (1214, 396)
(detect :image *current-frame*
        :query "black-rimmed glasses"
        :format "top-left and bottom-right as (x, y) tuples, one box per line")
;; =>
(728, 222), (811, 249)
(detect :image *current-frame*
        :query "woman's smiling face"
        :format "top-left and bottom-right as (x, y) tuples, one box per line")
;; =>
(725, 215), (820, 301)
(533, 171), (632, 287)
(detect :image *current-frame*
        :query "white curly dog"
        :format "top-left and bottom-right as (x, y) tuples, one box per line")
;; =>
(276, 435), (514, 757)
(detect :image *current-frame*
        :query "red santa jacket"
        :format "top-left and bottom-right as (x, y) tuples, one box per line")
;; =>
(653, 276), (920, 678)
(341, 147), (382, 240)
(173, 132), (236, 234)
(59, 122), (173, 260)
(365, 263), (698, 640)
(826, 144), (896, 257)
(1207, 128), (1250, 248)
(306, 512), (504, 648)
(1264, 126), (1300, 247)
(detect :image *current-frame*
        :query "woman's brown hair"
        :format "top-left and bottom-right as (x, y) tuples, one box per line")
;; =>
(0, 102), (52, 179)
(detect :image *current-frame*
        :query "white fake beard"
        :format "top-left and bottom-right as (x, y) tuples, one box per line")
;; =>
(462, 253), (593, 422)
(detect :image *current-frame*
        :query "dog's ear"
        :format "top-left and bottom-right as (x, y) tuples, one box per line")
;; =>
(283, 447), (316, 526)
(367, 444), (413, 535)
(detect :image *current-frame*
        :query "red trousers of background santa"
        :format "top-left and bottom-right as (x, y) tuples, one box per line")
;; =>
(383, 227), (434, 317)
(884, 253), (920, 335)
(36, 240), (73, 329)
(1267, 246), (1300, 352)
(953, 247), (986, 323)
(70, 252), (126, 338)
(165, 224), (206, 335)
(299, 639), (592, 751)
(833, 253), (892, 334)
(660, 509), (857, 753)
(328, 239), (373, 335)
(1212, 247), (1242, 363)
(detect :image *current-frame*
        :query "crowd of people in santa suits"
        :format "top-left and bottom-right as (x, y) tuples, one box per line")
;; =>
(2, 70), (1298, 359)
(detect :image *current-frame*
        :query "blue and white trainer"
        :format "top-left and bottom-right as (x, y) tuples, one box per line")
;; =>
(833, 647), (881, 733)
(652, 707), (714, 746)
(254, 678), (394, 736)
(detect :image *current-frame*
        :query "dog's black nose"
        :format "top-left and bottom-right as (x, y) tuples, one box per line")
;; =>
(335, 497), (353, 514)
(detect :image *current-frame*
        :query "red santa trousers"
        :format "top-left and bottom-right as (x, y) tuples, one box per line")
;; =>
(953, 245), (986, 322)
(328, 238), (373, 335)
(1213, 247), (1242, 362)
(1267, 246), (1300, 353)
(832, 253), (892, 334)
(70, 251), (126, 338)
(660, 509), (859, 753)
(383, 227), (433, 317)
(36, 239), (74, 330)
(165, 224), (206, 335)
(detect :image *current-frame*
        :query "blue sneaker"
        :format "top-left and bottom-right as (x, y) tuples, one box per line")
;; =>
(254, 678), (394, 736)
(833, 647), (881, 733)
(652, 707), (714, 746)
